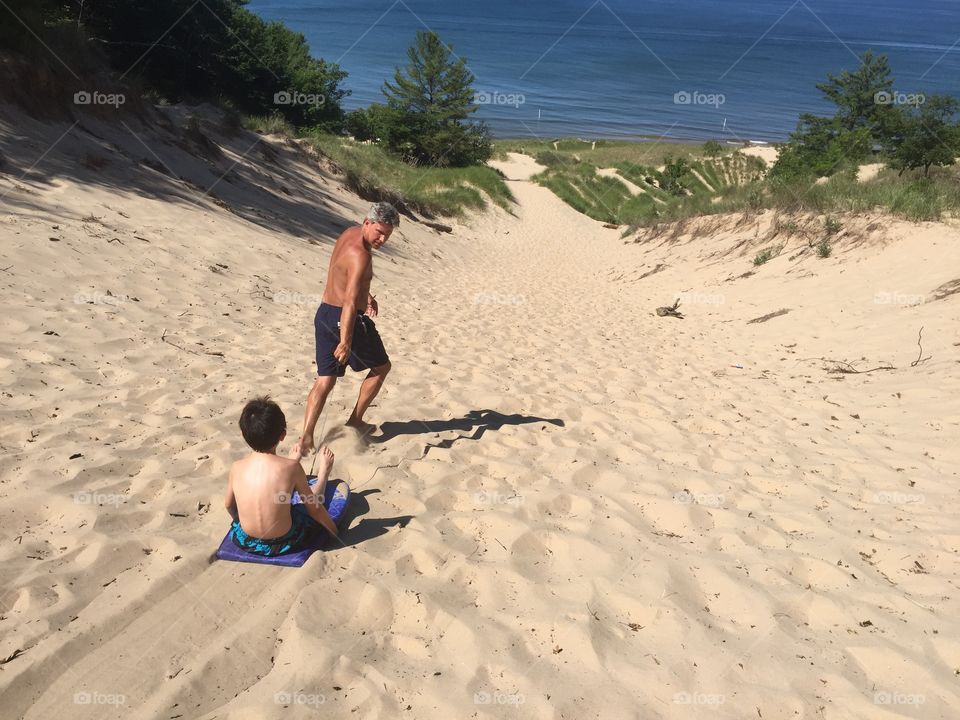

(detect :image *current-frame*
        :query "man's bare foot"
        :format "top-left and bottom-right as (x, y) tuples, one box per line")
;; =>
(316, 445), (335, 482)
(345, 416), (377, 436)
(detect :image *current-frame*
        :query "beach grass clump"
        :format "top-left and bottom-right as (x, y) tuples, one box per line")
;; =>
(816, 238), (833, 257)
(753, 245), (780, 265)
(242, 114), (296, 137)
(823, 215), (843, 235)
(307, 134), (513, 217)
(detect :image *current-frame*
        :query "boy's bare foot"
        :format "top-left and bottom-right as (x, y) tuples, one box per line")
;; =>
(316, 445), (335, 482)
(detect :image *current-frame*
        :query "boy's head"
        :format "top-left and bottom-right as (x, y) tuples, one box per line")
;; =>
(239, 396), (286, 452)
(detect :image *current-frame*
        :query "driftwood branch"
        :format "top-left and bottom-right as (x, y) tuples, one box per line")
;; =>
(824, 360), (895, 374)
(160, 328), (224, 358)
(910, 326), (931, 367)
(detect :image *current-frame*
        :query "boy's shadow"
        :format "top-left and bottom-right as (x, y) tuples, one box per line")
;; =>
(334, 488), (412, 548)
(372, 409), (564, 453)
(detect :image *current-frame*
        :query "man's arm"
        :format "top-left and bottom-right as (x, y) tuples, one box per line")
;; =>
(334, 251), (366, 365)
(292, 465), (338, 538)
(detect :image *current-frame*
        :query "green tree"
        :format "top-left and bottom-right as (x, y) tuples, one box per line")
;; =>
(816, 50), (897, 138)
(885, 95), (960, 176)
(702, 140), (723, 157)
(382, 30), (491, 166)
(658, 157), (691, 196)
(771, 52), (897, 179)
(771, 115), (872, 179)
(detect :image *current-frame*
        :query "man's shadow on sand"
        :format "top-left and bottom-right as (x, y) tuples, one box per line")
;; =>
(336, 489), (412, 548)
(370, 409), (565, 455)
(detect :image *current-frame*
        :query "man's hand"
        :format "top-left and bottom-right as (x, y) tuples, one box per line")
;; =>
(334, 341), (351, 366)
(296, 436), (315, 458)
(365, 295), (378, 317)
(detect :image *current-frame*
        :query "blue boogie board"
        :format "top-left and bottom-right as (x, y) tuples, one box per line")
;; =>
(215, 477), (349, 567)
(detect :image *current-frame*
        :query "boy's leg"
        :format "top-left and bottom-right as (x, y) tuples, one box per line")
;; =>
(299, 375), (337, 456)
(346, 361), (391, 430)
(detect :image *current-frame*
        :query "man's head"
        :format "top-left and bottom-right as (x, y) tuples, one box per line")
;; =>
(239, 396), (286, 452)
(361, 202), (399, 250)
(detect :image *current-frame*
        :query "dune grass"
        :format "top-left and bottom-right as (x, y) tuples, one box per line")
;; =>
(493, 137), (733, 169)
(242, 113), (296, 137)
(504, 136), (960, 228)
(307, 134), (513, 217)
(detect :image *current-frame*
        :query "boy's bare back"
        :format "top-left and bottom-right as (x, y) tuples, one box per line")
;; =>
(227, 453), (306, 539)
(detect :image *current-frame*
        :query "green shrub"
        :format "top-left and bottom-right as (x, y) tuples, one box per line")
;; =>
(754, 247), (777, 265)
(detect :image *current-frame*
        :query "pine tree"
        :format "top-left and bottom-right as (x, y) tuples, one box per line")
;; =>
(381, 31), (490, 167)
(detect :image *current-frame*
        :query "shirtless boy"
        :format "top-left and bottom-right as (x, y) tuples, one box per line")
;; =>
(297, 202), (400, 456)
(225, 397), (338, 556)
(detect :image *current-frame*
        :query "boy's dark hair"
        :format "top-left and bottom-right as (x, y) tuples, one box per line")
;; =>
(239, 396), (286, 452)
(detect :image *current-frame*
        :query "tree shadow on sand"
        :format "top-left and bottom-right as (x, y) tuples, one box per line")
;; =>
(371, 409), (565, 455)
(334, 488), (412, 549)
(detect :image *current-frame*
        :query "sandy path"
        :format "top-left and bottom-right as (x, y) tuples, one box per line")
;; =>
(2, 131), (958, 720)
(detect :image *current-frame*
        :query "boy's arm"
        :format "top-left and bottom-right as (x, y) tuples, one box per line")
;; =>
(224, 468), (239, 521)
(292, 464), (338, 538)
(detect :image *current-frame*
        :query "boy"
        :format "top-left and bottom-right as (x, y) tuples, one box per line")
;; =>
(225, 397), (338, 556)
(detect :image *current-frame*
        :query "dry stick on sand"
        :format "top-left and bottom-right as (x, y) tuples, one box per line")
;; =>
(825, 359), (896, 374)
(910, 326), (931, 367)
(160, 328), (225, 358)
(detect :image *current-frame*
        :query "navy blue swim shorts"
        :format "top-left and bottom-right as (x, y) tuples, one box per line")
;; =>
(314, 302), (389, 377)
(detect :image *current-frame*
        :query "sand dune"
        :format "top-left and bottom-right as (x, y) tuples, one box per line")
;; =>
(1, 108), (959, 720)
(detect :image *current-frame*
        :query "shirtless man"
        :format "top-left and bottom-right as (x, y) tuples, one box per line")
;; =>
(297, 202), (399, 456)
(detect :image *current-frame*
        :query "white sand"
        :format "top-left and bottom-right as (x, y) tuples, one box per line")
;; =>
(2, 111), (959, 720)
(740, 144), (780, 166)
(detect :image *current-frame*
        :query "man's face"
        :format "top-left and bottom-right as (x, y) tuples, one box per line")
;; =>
(363, 220), (394, 249)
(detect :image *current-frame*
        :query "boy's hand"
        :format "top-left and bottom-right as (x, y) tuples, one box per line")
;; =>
(287, 442), (305, 460)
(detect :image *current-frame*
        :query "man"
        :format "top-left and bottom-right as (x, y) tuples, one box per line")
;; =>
(297, 202), (399, 457)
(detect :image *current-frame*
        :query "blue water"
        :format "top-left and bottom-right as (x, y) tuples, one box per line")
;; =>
(247, 0), (960, 141)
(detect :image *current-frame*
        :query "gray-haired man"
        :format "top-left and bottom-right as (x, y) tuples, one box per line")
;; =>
(296, 203), (400, 456)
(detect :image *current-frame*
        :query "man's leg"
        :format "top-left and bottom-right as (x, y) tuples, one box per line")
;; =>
(299, 375), (337, 455)
(346, 361), (391, 429)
